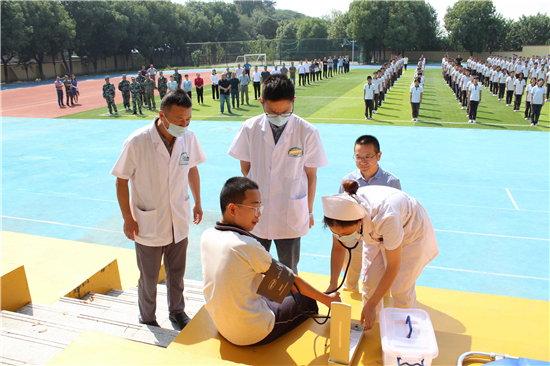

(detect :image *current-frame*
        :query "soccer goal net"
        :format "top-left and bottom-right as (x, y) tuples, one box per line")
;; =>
(235, 54), (267, 66)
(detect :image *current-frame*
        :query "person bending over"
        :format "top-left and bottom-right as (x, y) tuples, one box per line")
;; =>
(201, 177), (340, 346)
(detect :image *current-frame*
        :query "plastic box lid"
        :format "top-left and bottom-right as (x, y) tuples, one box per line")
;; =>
(380, 308), (439, 359)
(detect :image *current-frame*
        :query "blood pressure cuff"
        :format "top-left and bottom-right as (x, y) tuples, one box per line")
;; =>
(257, 259), (295, 304)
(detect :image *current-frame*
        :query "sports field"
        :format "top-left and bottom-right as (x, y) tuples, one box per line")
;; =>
(57, 68), (549, 131)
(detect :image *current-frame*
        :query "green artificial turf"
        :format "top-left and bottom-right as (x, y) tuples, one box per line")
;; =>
(58, 68), (549, 131)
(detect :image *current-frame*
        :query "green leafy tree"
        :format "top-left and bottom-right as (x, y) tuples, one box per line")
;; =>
(216, 43), (226, 64)
(444, 0), (498, 56)
(348, 1), (389, 62)
(276, 22), (299, 39)
(1, 1), (31, 83)
(191, 50), (202, 67)
(506, 14), (550, 50)
(256, 16), (279, 38)
(324, 10), (350, 39)
(485, 13), (508, 53)
(296, 18), (328, 39)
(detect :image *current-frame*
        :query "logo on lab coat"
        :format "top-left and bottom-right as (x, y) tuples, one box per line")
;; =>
(179, 152), (190, 165)
(288, 147), (303, 157)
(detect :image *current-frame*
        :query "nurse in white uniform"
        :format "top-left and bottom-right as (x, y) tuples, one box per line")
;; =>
(323, 180), (438, 330)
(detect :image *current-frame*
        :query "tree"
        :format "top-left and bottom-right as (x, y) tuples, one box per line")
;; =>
(19, 1), (75, 80)
(256, 16), (279, 38)
(324, 10), (350, 39)
(444, 0), (499, 56)
(296, 18), (328, 39)
(485, 13), (508, 54)
(1, 1), (31, 83)
(506, 14), (550, 50)
(191, 50), (202, 67)
(348, 1), (389, 62)
(276, 22), (299, 39)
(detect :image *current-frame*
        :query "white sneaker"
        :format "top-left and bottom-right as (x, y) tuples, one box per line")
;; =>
(411, 118), (415, 122)
(525, 117), (529, 120)
(373, 111), (378, 114)
(530, 122), (535, 126)
(461, 107), (464, 110)
(415, 118), (418, 122)
(365, 117), (369, 120)
(513, 110), (517, 112)
(473, 120), (477, 123)
(109, 113), (114, 116)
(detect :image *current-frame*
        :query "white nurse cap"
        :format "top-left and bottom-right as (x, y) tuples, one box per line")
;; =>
(322, 194), (365, 220)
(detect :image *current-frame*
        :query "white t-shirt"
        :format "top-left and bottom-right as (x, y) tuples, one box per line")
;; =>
(201, 227), (274, 346)
(252, 71), (261, 82)
(506, 76), (515, 91)
(499, 73), (508, 83)
(461, 76), (471, 90)
(271, 69), (281, 75)
(531, 85), (547, 104)
(211, 74), (219, 85)
(468, 84), (482, 101)
(228, 114), (328, 240)
(167, 81), (178, 91)
(363, 83), (375, 100)
(514, 78), (526, 95)
(410, 85), (423, 103)
(372, 79), (380, 93)
(111, 120), (206, 247)
(236, 68), (243, 77)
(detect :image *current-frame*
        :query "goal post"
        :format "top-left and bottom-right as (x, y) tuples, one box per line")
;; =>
(235, 54), (267, 66)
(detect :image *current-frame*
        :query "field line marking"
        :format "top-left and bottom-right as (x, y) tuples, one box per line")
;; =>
(20, 191), (118, 203)
(301, 253), (549, 281)
(505, 188), (520, 210)
(433, 229), (548, 241)
(1, 216), (123, 234)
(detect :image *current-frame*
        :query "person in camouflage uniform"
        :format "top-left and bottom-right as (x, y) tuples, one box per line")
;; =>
(136, 73), (146, 106)
(102, 77), (118, 116)
(118, 74), (131, 111)
(130, 76), (144, 115)
(144, 74), (156, 110)
(173, 67), (182, 89)
(157, 71), (168, 100)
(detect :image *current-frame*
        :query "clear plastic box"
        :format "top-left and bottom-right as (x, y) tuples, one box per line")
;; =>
(380, 308), (439, 366)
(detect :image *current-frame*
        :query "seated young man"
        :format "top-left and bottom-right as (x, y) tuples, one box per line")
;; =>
(200, 177), (341, 346)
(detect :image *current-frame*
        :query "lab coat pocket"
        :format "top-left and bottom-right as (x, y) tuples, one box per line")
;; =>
(134, 208), (157, 239)
(287, 195), (308, 228)
(284, 155), (303, 179)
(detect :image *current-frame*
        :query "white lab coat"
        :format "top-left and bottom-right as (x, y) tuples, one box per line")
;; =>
(354, 186), (438, 310)
(111, 119), (207, 247)
(228, 114), (328, 240)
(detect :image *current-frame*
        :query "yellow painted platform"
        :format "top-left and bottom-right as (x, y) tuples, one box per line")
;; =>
(1, 231), (158, 304)
(168, 272), (549, 366)
(47, 330), (241, 366)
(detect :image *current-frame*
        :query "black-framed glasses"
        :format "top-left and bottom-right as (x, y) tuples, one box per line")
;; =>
(235, 204), (264, 216)
(264, 106), (294, 119)
(353, 154), (379, 163)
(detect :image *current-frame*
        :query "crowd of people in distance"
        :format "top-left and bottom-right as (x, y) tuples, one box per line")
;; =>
(443, 54), (548, 125)
(54, 74), (80, 108)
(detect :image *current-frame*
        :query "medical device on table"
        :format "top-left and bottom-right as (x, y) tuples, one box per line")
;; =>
(457, 352), (550, 366)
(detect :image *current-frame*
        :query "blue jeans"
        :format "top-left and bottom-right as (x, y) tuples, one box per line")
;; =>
(220, 94), (231, 113)
(231, 89), (239, 108)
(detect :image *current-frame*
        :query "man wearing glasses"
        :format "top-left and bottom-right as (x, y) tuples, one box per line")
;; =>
(228, 74), (328, 274)
(333, 135), (401, 293)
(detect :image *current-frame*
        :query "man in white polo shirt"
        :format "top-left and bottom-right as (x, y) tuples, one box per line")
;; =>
(111, 89), (206, 330)
(530, 78), (546, 126)
(410, 77), (423, 122)
(467, 76), (482, 123)
(228, 74), (328, 273)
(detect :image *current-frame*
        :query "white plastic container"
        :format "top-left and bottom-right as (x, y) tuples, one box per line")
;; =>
(379, 308), (439, 366)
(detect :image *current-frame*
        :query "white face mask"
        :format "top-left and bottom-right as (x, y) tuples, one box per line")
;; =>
(332, 222), (363, 245)
(163, 115), (187, 137)
(267, 114), (291, 127)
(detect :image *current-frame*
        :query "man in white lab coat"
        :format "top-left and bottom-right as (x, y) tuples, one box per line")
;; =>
(228, 74), (328, 273)
(111, 89), (206, 330)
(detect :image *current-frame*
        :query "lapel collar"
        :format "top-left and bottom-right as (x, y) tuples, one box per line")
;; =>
(150, 117), (171, 159)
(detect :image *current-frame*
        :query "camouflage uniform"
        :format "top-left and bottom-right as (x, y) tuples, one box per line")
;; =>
(130, 81), (143, 114)
(173, 71), (182, 88)
(102, 82), (117, 114)
(118, 79), (131, 110)
(136, 74), (146, 106)
(157, 75), (168, 100)
(144, 78), (156, 110)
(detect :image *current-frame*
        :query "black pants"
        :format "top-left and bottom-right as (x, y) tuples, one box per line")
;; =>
(196, 87), (203, 104)
(252, 293), (318, 346)
(462, 90), (468, 106)
(186, 91), (192, 100)
(328, 67), (333, 77)
(498, 83), (506, 99)
(298, 74), (304, 86)
(211, 84), (219, 100)
(513, 94), (522, 110)
(253, 82), (261, 99)
(378, 91), (384, 106)
(305, 73), (310, 84)
(373, 94), (378, 110)
(531, 104), (542, 124)
(404, 64), (408, 70)
(469, 100), (479, 120)
(506, 90), (514, 105)
(524, 101), (532, 118)
(364, 99), (374, 118)
(66, 90), (74, 106)
(323, 67), (327, 78)
(411, 102), (420, 118)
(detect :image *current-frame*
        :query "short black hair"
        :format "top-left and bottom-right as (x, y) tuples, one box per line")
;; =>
(220, 177), (259, 214)
(160, 89), (192, 113)
(355, 135), (380, 153)
(367, 76), (372, 80)
(262, 74), (295, 102)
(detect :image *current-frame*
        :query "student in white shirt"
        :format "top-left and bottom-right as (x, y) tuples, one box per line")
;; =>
(271, 65), (281, 75)
(460, 70), (471, 109)
(228, 75), (328, 273)
(211, 70), (219, 100)
(167, 75), (178, 92)
(505, 71), (516, 106)
(111, 90), (206, 330)
(530, 78), (546, 126)
(410, 77), (423, 122)
(298, 61), (305, 86)
(467, 76), (482, 123)
(513, 73), (526, 112)
(546, 69), (550, 101)
(524, 77), (536, 120)
(372, 73), (380, 114)
(323, 181), (438, 330)
(236, 64), (243, 78)
(498, 69), (508, 101)
(363, 76), (376, 120)
(201, 177), (340, 346)
(252, 66), (262, 100)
